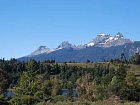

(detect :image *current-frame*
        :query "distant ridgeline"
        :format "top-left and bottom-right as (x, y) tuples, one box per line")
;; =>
(18, 33), (140, 62)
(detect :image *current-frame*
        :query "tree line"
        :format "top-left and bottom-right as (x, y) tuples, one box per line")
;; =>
(0, 54), (140, 105)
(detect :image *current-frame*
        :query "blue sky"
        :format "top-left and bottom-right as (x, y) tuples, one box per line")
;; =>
(0, 0), (140, 59)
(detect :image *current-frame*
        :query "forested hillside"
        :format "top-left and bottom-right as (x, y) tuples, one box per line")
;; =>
(0, 54), (140, 105)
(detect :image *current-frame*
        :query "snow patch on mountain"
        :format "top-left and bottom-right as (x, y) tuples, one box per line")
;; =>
(87, 42), (95, 46)
(26, 32), (133, 57)
(86, 33), (132, 48)
(27, 46), (55, 57)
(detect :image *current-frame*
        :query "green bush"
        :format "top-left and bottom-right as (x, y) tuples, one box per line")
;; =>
(52, 95), (65, 102)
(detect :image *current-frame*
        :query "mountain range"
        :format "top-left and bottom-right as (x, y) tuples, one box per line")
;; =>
(18, 33), (140, 62)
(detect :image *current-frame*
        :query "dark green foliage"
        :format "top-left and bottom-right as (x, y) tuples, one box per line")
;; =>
(67, 81), (73, 100)
(26, 60), (39, 72)
(86, 59), (91, 63)
(0, 99), (9, 105)
(0, 69), (8, 94)
(115, 64), (127, 81)
(0, 58), (139, 104)
(52, 95), (64, 102)
(131, 53), (140, 64)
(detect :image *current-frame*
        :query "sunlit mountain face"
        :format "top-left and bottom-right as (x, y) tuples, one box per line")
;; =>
(18, 33), (139, 62)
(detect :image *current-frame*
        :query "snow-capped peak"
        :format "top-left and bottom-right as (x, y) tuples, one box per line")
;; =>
(98, 33), (106, 37)
(26, 32), (133, 57)
(87, 42), (95, 46)
(86, 33), (132, 47)
(109, 36), (114, 40)
(115, 32), (124, 38)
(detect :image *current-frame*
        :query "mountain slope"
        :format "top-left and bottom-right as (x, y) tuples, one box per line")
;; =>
(18, 33), (136, 62)
(25, 33), (133, 58)
(18, 41), (140, 62)
(27, 46), (54, 57)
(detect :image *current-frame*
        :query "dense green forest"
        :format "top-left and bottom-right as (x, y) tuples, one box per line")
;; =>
(0, 53), (140, 105)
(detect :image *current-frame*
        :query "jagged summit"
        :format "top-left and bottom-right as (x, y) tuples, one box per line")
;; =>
(86, 33), (132, 47)
(37, 46), (47, 50)
(97, 33), (110, 37)
(27, 46), (54, 57)
(116, 32), (124, 38)
(26, 33), (133, 57)
(57, 41), (74, 49)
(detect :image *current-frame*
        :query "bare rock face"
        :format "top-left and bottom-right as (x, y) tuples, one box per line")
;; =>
(86, 33), (133, 48)
(27, 46), (54, 57)
(57, 41), (75, 49)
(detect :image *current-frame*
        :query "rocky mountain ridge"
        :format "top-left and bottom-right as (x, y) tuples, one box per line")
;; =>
(28, 33), (133, 57)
